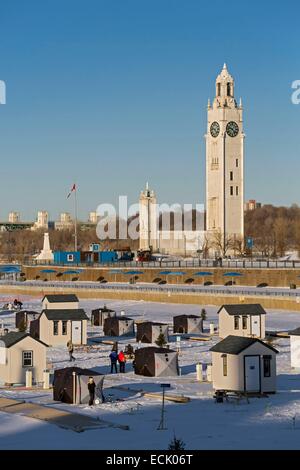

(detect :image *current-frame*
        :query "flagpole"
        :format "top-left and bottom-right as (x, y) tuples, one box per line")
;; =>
(74, 184), (78, 252)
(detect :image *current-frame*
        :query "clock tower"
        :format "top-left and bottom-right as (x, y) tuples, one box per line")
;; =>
(205, 64), (244, 251)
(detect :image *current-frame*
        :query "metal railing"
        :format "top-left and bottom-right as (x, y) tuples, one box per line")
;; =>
(1, 280), (300, 300)
(22, 259), (300, 269)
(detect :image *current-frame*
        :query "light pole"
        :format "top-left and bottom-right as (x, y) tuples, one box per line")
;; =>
(157, 383), (170, 430)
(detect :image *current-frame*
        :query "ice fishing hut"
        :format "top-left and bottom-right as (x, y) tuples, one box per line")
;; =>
(15, 310), (39, 331)
(53, 367), (104, 404)
(103, 316), (134, 337)
(30, 309), (88, 346)
(0, 332), (47, 385)
(134, 347), (179, 377)
(218, 304), (266, 339)
(210, 336), (278, 394)
(173, 315), (203, 334)
(289, 327), (300, 368)
(91, 306), (116, 327)
(136, 322), (169, 344)
(42, 294), (79, 311)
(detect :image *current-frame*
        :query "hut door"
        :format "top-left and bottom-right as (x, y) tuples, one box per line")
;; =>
(72, 321), (82, 344)
(251, 316), (260, 337)
(244, 356), (260, 392)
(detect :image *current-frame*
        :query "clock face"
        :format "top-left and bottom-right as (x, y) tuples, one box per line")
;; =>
(210, 121), (220, 138)
(226, 121), (239, 137)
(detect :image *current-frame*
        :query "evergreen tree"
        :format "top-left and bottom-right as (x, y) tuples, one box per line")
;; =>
(168, 434), (186, 451)
(155, 333), (167, 348)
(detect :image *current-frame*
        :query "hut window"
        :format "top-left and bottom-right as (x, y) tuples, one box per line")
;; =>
(62, 321), (67, 335)
(242, 316), (247, 329)
(22, 351), (33, 367)
(234, 316), (240, 330)
(222, 355), (228, 376)
(53, 321), (59, 336)
(263, 356), (271, 377)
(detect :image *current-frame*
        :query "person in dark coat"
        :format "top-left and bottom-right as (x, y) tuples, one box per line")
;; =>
(67, 340), (75, 362)
(14, 299), (23, 309)
(88, 377), (96, 406)
(118, 350), (126, 373)
(109, 350), (118, 373)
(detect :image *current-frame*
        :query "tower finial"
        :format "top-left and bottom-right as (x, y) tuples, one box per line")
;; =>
(146, 181), (149, 190)
(223, 63), (227, 70)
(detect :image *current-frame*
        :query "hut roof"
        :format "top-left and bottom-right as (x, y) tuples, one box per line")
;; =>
(42, 294), (79, 303)
(210, 335), (277, 355)
(42, 309), (88, 321)
(0, 331), (48, 348)
(218, 304), (266, 316)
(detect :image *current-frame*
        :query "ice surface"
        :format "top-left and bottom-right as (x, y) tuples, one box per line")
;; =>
(0, 294), (300, 450)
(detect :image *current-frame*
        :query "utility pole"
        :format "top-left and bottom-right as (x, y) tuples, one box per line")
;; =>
(74, 184), (78, 252)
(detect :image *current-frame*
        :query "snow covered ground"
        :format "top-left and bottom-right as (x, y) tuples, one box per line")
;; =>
(1, 294), (300, 450)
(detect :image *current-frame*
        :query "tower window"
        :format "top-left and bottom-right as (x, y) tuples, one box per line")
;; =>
(227, 83), (231, 96)
(236, 159), (239, 168)
(217, 83), (221, 96)
(230, 186), (233, 196)
(236, 186), (239, 196)
(230, 171), (233, 181)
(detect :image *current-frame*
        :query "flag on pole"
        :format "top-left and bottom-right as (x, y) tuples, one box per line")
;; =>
(67, 183), (76, 199)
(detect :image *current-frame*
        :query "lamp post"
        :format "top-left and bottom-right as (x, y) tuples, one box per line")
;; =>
(157, 383), (170, 430)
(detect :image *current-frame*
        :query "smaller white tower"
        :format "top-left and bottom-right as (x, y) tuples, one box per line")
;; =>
(139, 183), (158, 251)
(36, 232), (54, 262)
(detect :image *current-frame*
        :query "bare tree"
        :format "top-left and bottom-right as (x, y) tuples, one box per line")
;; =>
(210, 230), (235, 257)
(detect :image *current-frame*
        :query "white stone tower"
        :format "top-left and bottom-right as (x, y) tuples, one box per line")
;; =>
(36, 232), (54, 262)
(205, 64), (244, 249)
(139, 183), (158, 251)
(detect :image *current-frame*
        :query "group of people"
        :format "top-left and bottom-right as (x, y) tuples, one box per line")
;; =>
(3, 299), (23, 311)
(66, 341), (129, 374)
(109, 349), (126, 373)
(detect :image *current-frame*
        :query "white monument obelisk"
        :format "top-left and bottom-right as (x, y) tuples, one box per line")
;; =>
(36, 233), (54, 262)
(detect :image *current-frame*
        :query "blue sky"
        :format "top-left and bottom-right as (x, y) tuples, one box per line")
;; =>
(0, 0), (299, 220)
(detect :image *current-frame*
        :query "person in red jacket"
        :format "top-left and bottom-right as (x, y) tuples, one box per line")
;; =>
(118, 350), (126, 373)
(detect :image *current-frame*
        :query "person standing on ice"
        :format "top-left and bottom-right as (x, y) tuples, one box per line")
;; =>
(118, 350), (126, 373)
(109, 350), (118, 373)
(88, 377), (96, 406)
(67, 340), (75, 362)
